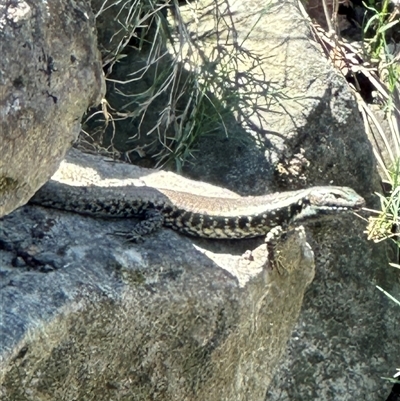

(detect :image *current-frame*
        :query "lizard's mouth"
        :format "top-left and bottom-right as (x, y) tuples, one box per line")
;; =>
(292, 203), (363, 225)
(309, 188), (366, 211)
(317, 204), (364, 211)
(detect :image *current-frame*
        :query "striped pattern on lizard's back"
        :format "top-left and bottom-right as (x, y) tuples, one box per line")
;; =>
(29, 181), (365, 240)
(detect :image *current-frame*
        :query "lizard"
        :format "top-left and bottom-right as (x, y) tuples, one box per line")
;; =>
(29, 180), (365, 241)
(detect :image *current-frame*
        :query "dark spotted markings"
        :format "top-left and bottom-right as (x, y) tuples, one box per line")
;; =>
(30, 181), (365, 240)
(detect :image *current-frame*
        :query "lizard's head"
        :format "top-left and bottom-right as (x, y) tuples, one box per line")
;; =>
(308, 186), (365, 211)
(291, 186), (365, 224)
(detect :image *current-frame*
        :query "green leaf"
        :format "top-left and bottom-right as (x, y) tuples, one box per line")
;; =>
(377, 20), (400, 33)
(364, 14), (380, 32)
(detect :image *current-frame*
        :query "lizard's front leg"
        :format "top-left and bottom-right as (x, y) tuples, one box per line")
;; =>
(112, 208), (164, 242)
(265, 225), (287, 274)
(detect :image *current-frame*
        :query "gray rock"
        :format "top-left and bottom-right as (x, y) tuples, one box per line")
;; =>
(168, 1), (399, 399)
(1, 0), (398, 399)
(0, 150), (315, 401)
(0, 0), (105, 217)
(176, 0), (375, 195)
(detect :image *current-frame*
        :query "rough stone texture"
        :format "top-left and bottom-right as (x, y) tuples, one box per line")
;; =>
(168, 1), (399, 399)
(0, 150), (315, 401)
(0, 0), (398, 399)
(157, 1), (400, 401)
(0, 0), (105, 217)
(173, 0), (374, 196)
(87, 0), (375, 194)
(266, 229), (400, 401)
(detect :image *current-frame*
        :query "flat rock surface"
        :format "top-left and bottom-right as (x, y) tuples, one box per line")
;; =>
(0, 150), (315, 401)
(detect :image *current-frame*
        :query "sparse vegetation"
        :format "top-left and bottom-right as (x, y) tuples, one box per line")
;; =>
(82, 0), (279, 170)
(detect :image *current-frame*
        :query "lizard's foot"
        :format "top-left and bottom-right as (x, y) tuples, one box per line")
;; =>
(111, 208), (164, 243)
(265, 225), (286, 274)
(110, 230), (145, 243)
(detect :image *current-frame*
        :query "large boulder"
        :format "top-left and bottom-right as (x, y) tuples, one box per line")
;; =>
(0, 0), (105, 217)
(0, 0), (398, 399)
(0, 149), (315, 401)
(87, 0), (399, 399)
